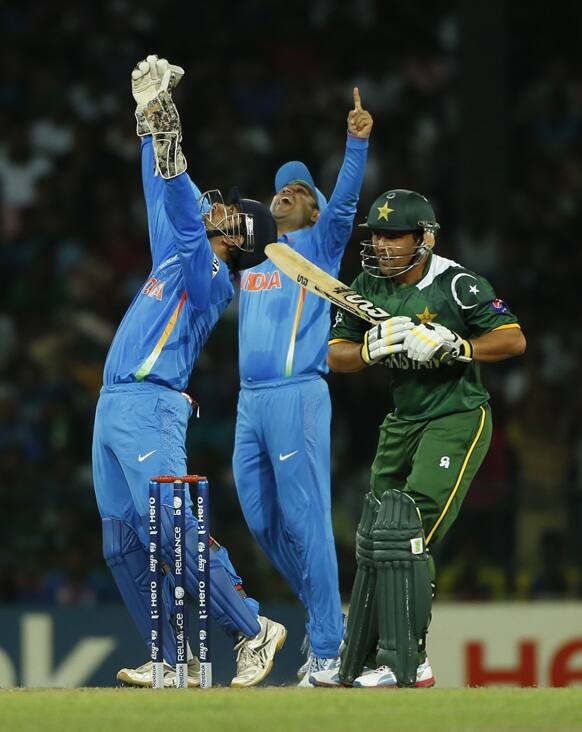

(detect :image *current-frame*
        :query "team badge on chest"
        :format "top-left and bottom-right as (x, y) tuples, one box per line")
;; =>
(416, 306), (438, 324)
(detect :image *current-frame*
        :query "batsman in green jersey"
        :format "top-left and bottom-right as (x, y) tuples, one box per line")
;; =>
(310, 189), (526, 689)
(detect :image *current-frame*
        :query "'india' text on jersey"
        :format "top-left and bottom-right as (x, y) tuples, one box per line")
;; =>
(103, 138), (233, 391)
(238, 134), (369, 382)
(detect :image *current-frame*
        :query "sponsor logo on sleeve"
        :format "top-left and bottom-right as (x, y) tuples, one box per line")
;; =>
(212, 255), (220, 279)
(489, 298), (508, 314)
(158, 254), (179, 271)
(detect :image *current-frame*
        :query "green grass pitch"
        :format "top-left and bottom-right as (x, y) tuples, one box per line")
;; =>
(1, 688), (581, 732)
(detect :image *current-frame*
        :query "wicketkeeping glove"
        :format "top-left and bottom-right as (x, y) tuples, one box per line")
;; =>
(360, 316), (414, 365)
(133, 58), (187, 179)
(132, 55), (184, 137)
(403, 323), (473, 364)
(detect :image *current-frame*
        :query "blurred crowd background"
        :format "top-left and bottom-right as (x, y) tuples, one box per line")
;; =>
(2, 0), (582, 607)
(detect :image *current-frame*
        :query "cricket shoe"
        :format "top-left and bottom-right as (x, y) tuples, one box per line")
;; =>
(116, 657), (201, 688)
(298, 656), (340, 687)
(296, 633), (312, 681)
(352, 658), (435, 688)
(309, 665), (362, 688)
(231, 616), (287, 687)
(298, 614), (346, 682)
(297, 613), (348, 686)
(297, 654), (311, 682)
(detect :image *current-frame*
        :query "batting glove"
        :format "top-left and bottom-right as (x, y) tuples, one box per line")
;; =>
(361, 316), (414, 365)
(403, 323), (473, 364)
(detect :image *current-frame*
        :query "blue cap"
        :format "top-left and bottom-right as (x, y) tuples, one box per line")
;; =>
(274, 161), (327, 212)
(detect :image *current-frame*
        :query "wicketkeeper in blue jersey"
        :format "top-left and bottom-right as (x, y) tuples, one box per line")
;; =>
(92, 56), (285, 689)
(233, 88), (373, 684)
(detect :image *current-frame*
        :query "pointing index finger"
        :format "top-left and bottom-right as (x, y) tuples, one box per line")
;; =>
(353, 86), (362, 110)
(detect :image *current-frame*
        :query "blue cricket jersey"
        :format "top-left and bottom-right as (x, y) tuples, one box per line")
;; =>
(103, 138), (233, 391)
(238, 133), (368, 382)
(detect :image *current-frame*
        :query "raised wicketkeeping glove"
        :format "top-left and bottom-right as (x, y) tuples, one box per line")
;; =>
(403, 323), (473, 364)
(361, 316), (414, 365)
(134, 61), (186, 179)
(132, 55), (184, 137)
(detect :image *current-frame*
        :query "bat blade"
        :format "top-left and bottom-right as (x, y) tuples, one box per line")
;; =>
(265, 243), (390, 325)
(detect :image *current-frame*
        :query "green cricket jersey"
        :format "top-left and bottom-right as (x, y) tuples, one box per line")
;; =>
(329, 253), (520, 421)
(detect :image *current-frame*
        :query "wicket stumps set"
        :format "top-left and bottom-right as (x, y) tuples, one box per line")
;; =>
(148, 474), (211, 689)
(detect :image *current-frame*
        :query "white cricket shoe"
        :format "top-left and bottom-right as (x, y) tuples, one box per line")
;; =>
(298, 656), (340, 687)
(297, 654), (311, 682)
(167, 657), (201, 688)
(116, 657), (201, 688)
(296, 634), (312, 681)
(231, 616), (287, 687)
(298, 614), (346, 681)
(414, 658), (436, 687)
(308, 665), (352, 688)
(352, 658), (435, 688)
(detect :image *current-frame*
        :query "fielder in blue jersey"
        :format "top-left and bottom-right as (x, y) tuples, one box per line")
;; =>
(92, 56), (285, 689)
(233, 88), (373, 684)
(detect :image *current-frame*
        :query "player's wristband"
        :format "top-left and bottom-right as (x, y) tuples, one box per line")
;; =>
(436, 336), (473, 365)
(360, 332), (373, 365)
(458, 339), (473, 363)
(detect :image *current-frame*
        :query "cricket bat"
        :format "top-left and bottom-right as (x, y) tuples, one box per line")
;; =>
(265, 243), (390, 324)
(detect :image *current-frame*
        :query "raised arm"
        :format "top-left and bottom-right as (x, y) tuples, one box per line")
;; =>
(139, 59), (221, 311)
(163, 176), (215, 311)
(139, 138), (167, 259)
(132, 56), (185, 265)
(315, 88), (373, 265)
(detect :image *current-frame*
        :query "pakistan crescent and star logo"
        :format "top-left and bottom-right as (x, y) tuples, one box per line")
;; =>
(376, 202), (394, 221)
(414, 284), (479, 325)
(416, 306), (438, 324)
(451, 273), (480, 310)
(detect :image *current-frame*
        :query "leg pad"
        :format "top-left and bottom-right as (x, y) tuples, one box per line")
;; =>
(373, 490), (432, 687)
(339, 492), (381, 684)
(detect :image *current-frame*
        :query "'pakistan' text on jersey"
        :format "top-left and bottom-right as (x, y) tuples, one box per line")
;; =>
(103, 139), (233, 391)
(238, 134), (368, 382)
(330, 253), (520, 421)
